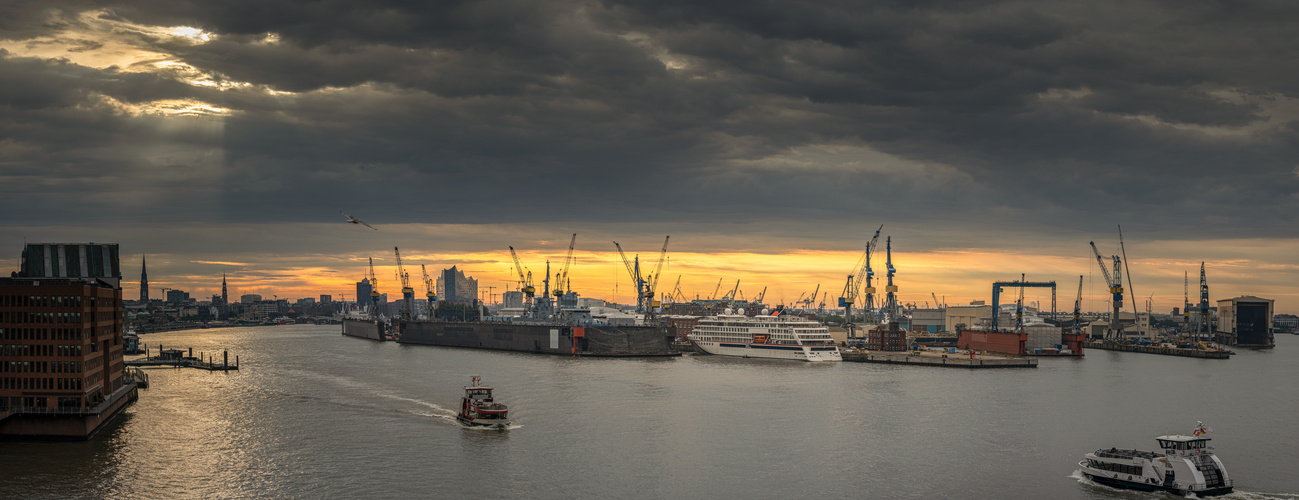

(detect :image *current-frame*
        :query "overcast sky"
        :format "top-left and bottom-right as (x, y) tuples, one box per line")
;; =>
(2, 1), (1297, 311)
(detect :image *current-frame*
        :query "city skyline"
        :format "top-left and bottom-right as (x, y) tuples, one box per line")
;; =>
(2, 2), (1297, 312)
(98, 233), (1293, 315)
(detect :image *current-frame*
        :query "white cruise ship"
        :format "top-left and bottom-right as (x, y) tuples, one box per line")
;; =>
(688, 309), (841, 362)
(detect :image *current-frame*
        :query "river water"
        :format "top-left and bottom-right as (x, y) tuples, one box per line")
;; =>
(1, 325), (1296, 499)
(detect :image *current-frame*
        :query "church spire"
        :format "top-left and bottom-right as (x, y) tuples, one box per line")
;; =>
(140, 254), (149, 302)
(222, 272), (228, 304)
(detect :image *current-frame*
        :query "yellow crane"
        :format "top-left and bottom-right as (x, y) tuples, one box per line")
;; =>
(508, 246), (535, 303)
(554, 233), (577, 297)
(421, 264), (435, 318)
(367, 257), (381, 319)
(394, 247), (414, 320)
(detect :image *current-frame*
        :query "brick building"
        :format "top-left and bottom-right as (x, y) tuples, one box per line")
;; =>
(0, 243), (137, 439)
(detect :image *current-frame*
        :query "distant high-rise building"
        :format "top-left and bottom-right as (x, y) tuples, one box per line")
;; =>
(139, 254), (149, 302)
(2, 243), (136, 439)
(437, 266), (479, 304)
(319, 294), (332, 303)
(356, 278), (372, 306)
(165, 289), (189, 304)
(240, 294), (262, 304)
(221, 272), (228, 304)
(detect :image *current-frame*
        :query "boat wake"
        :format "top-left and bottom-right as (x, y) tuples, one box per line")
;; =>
(381, 393), (522, 430)
(1070, 470), (1299, 500)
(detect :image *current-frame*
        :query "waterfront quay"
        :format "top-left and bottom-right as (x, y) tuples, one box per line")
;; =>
(1082, 341), (1231, 359)
(841, 348), (1037, 368)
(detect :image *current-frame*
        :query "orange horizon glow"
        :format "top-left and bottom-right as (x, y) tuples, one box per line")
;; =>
(126, 248), (1299, 314)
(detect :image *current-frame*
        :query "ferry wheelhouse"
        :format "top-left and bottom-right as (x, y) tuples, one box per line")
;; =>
(456, 376), (510, 428)
(688, 308), (841, 362)
(1079, 423), (1231, 496)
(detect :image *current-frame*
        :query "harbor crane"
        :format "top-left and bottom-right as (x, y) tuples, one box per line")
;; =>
(1015, 274), (1026, 331)
(667, 275), (687, 304)
(838, 224), (883, 339)
(421, 264), (436, 319)
(508, 246), (535, 309)
(1197, 262), (1212, 340)
(613, 236), (669, 318)
(709, 278), (723, 300)
(882, 236), (899, 323)
(723, 280), (741, 303)
(1072, 275), (1084, 335)
(554, 234), (577, 298)
(367, 257), (381, 320)
(1089, 240), (1124, 340)
(754, 286), (767, 305)
(989, 277), (1056, 330)
(802, 284), (820, 311)
(394, 247), (414, 321)
(647, 236), (669, 312)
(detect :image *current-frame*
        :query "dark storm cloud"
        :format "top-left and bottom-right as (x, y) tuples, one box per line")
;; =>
(3, 0), (1299, 242)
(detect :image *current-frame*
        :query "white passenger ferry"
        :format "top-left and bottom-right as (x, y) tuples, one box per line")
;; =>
(688, 309), (841, 362)
(1079, 422), (1232, 496)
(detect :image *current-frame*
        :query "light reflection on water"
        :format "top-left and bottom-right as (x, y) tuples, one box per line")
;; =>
(0, 325), (1296, 499)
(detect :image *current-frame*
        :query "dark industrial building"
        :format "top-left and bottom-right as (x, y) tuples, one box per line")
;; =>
(0, 243), (137, 439)
(1216, 296), (1275, 348)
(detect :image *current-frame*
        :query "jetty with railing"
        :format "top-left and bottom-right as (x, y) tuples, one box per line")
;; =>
(125, 345), (240, 371)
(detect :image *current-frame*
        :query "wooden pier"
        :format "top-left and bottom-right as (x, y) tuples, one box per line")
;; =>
(842, 350), (1037, 368)
(125, 345), (241, 371)
(1083, 342), (1231, 359)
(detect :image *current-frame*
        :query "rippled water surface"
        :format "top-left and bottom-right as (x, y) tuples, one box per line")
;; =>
(1, 325), (1297, 499)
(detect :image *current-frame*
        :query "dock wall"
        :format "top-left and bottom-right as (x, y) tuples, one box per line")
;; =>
(342, 319), (383, 341)
(842, 351), (1036, 368)
(1083, 342), (1231, 359)
(397, 320), (677, 356)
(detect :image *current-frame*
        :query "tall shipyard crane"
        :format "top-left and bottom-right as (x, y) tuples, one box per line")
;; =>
(646, 236), (669, 313)
(838, 225), (882, 338)
(668, 275), (686, 304)
(1197, 262), (1211, 339)
(723, 280), (741, 303)
(613, 236), (669, 318)
(882, 236), (899, 323)
(1072, 275), (1084, 335)
(1089, 241), (1124, 340)
(613, 241), (645, 312)
(1015, 274), (1026, 331)
(801, 284), (819, 312)
(508, 246), (535, 311)
(367, 257), (381, 320)
(553, 233), (577, 298)
(394, 247), (414, 321)
(421, 264), (435, 319)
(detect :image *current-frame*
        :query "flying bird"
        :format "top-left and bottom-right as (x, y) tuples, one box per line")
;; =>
(340, 211), (378, 230)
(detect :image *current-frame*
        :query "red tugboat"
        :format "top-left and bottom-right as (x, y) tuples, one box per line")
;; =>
(457, 376), (510, 428)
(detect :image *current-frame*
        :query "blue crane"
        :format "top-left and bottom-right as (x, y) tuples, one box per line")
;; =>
(838, 225), (882, 338)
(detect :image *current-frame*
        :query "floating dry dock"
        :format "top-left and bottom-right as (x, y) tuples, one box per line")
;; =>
(841, 349), (1037, 368)
(1083, 342), (1231, 359)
